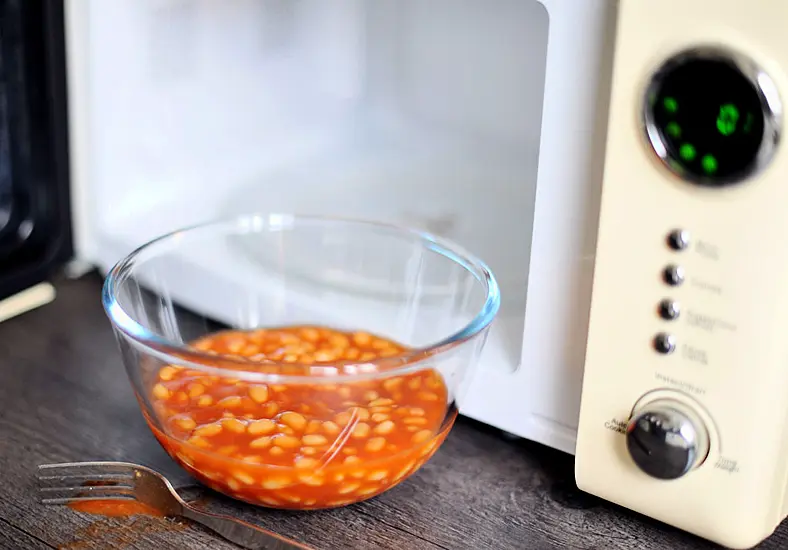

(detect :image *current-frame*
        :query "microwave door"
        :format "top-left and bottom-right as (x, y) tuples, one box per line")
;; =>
(0, 0), (72, 302)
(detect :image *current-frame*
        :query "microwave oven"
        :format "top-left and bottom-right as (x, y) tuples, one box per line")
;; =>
(14, 0), (787, 548)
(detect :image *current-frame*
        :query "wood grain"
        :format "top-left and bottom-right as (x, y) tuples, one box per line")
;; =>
(0, 518), (53, 550)
(0, 272), (785, 549)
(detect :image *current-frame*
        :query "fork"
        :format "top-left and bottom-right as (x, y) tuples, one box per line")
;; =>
(37, 461), (313, 550)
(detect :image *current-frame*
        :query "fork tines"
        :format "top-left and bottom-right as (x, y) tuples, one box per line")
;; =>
(37, 461), (138, 505)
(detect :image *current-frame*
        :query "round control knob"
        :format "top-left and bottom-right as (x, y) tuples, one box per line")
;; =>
(626, 400), (709, 480)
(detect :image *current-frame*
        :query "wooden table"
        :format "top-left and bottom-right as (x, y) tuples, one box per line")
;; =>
(0, 273), (785, 550)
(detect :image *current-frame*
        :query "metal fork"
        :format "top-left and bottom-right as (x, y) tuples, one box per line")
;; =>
(37, 461), (313, 550)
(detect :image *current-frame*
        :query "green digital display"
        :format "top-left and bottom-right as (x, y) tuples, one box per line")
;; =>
(716, 104), (739, 136)
(679, 143), (696, 161)
(649, 57), (766, 184)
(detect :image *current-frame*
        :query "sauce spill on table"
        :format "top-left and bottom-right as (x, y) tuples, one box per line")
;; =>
(67, 499), (164, 518)
(61, 498), (179, 549)
(59, 515), (188, 550)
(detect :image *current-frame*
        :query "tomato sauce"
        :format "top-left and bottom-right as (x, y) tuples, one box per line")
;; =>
(68, 499), (163, 518)
(146, 326), (452, 509)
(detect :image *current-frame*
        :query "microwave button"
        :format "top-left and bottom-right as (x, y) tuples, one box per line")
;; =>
(626, 402), (710, 480)
(653, 333), (676, 354)
(662, 264), (685, 286)
(658, 299), (680, 320)
(667, 229), (690, 251)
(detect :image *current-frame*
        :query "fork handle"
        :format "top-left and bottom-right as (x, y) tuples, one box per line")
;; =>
(181, 506), (312, 550)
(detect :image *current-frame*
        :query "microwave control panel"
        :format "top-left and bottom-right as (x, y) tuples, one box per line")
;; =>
(575, 1), (788, 549)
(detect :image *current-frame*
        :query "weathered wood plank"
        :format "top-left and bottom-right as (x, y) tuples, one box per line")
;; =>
(0, 518), (55, 550)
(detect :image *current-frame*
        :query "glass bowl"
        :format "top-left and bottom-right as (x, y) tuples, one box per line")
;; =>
(102, 214), (499, 510)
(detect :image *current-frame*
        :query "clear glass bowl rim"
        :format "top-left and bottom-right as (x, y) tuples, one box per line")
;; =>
(102, 213), (501, 383)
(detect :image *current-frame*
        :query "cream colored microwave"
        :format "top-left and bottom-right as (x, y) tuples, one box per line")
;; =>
(60, 1), (788, 548)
